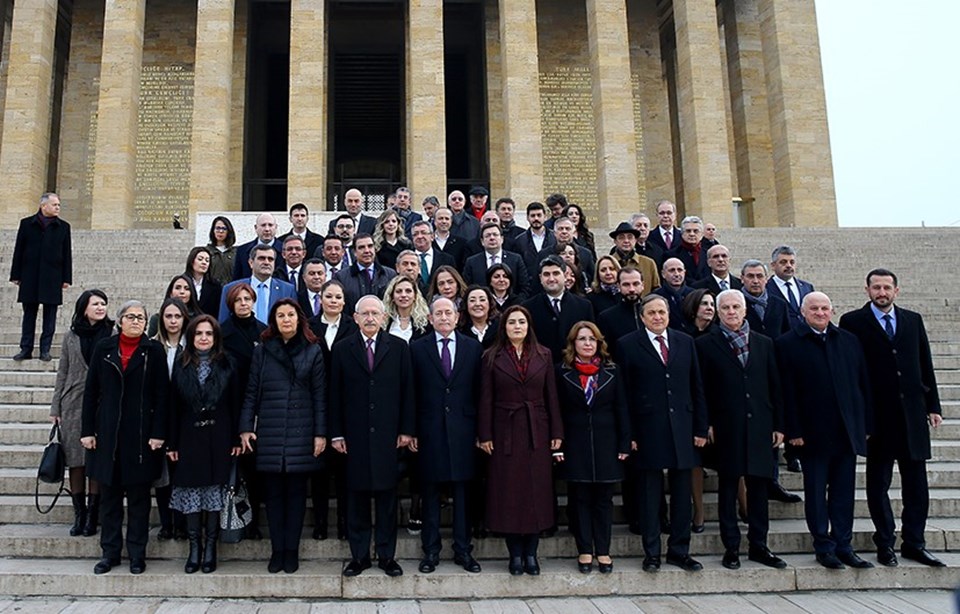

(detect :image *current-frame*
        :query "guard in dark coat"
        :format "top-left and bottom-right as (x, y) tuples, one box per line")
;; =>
(695, 291), (787, 570)
(330, 295), (415, 577)
(776, 291), (874, 569)
(80, 301), (168, 575)
(411, 299), (484, 574)
(617, 294), (708, 572)
(839, 269), (945, 567)
(9, 193), (72, 361)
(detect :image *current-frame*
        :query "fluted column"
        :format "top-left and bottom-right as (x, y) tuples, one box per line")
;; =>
(287, 0), (326, 208)
(405, 0), (446, 201)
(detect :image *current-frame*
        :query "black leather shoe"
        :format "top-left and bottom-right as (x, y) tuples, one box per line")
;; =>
(815, 552), (845, 569)
(268, 551), (284, 574)
(691, 523), (705, 534)
(508, 556), (523, 575)
(837, 551), (874, 569)
(129, 559), (146, 575)
(748, 546), (788, 569)
(523, 555), (540, 575)
(343, 558), (372, 577)
(722, 550), (740, 570)
(418, 556), (439, 574)
(877, 546), (898, 567)
(786, 458), (802, 473)
(93, 557), (120, 574)
(454, 553), (481, 573)
(577, 556), (592, 574)
(312, 525), (328, 540)
(12, 350), (32, 361)
(666, 554), (703, 571)
(379, 558), (403, 577)
(597, 560), (613, 574)
(768, 482), (802, 503)
(283, 549), (299, 574)
(642, 556), (661, 572)
(39, 352), (53, 362)
(901, 546), (946, 567)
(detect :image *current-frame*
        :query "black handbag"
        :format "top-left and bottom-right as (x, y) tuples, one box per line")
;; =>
(35, 423), (69, 514)
(219, 459), (251, 543)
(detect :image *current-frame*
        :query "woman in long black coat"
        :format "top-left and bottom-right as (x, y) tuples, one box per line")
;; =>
(167, 315), (241, 574)
(80, 300), (168, 575)
(239, 299), (326, 574)
(555, 321), (630, 574)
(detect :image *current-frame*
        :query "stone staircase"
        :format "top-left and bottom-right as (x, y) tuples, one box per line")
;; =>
(0, 227), (959, 599)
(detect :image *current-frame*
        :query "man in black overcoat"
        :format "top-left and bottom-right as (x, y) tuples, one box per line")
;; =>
(654, 257), (694, 332)
(597, 266), (645, 357)
(523, 256), (594, 363)
(9, 192), (72, 361)
(329, 295), (415, 577)
(839, 269), (945, 568)
(333, 234), (397, 313)
(409, 298), (484, 574)
(617, 294), (708, 572)
(696, 290), (787, 570)
(776, 291), (874, 570)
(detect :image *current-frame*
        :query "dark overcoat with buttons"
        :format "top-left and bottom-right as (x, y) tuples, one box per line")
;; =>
(616, 328), (707, 470)
(695, 326), (782, 478)
(522, 292), (595, 363)
(328, 331), (415, 491)
(10, 213), (72, 305)
(411, 332), (483, 483)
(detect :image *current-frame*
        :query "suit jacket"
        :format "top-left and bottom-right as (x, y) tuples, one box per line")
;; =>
(10, 213), (72, 305)
(218, 277), (297, 323)
(273, 263), (303, 293)
(744, 292), (790, 338)
(232, 238), (283, 281)
(775, 323), (872, 456)
(450, 210), (481, 241)
(695, 327), (782, 478)
(513, 230), (557, 291)
(333, 262), (397, 314)
(328, 214), (376, 236)
(462, 250), (531, 299)
(329, 331), (415, 491)
(411, 332), (484, 483)
(839, 304), (941, 460)
(617, 328), (708, 470)
(537, 243), (596, 286)
(433, 237), (467, 270)
(415, 249), (456, 289)
(279, 228), (322, 257)
(766, 277), (814, 325)
(522, 292), (595, 363)
(647, 226), (682, 252)
(196, 279), (223, 316)
(654, 284), (695, 332)
(636, 242), (665, 267)
(691, 274), (742, 295)
(308, 314), (359, 378)
(597, 299), (643, 357)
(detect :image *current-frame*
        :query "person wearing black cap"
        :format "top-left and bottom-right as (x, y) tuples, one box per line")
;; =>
(609, 222), (660, 296)
(468, 186), (489, 222)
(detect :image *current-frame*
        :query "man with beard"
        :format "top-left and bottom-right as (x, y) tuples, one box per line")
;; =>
(597, 266), (646, 357)
(513, 202), (557, 290)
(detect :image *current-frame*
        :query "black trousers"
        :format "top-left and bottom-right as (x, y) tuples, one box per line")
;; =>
(347, 488), (398, 562)
(311, 451), (347, 529)
(421, 480), (471, 557)
(505, 533), (540, 558)
(570, 482), (614, 556)
(636, 468), (692, 558)
(867, 453), (929, 550)
(801, 446), (856, 555)
(262, 472), (308, 553)
(467, 450), (488, 532)
(19, 302), (58, 354)
(100, 481), (152, 561)
(718, 473), (769, 552)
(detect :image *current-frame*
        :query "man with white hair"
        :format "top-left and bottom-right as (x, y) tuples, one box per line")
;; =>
(668, 216), (710, 282)
(233, 213), (283, 280)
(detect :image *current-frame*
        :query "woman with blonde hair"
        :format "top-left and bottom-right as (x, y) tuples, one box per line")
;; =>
(382, 275), (430, 344)
(373, 209), (412, 270)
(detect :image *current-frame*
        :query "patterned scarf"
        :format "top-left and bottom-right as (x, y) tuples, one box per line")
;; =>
(196, 350), (212, 386)
(600, 283), (620, 296)
(573, 357), (601, 404)
(743, 289), (768, 321)
(720, 319), (750, 367)
(679, 239), (702, 265)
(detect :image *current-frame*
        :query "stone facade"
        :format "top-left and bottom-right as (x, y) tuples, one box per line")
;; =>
(0, 0), (837, 229)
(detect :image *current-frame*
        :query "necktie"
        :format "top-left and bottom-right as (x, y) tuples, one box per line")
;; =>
(664, 231), (672, 250)
(419, 253), (429, 281)
(489, 254), (498, 267)
(882, 314), (895, 339)
(366, 338), (375, 371)
(289, 270), (298, 290)
(367, 267), (374, 283)
(440, 338), (452, 379)
(331, 265), (338, 276)
(551, 298), (561, 315)
(341, 252), (350, 268)
(719, 279), (729, 291)
(256, 282), (268, 322)
(655, 335), (669, 364)
(312, 293), (320, 317)
(785, 281), (800, 312)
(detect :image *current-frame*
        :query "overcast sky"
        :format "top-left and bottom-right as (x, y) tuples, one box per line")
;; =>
(815, 0), (960, 227)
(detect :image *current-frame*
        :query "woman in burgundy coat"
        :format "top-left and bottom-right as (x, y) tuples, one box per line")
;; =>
(478, 305), (563, 576)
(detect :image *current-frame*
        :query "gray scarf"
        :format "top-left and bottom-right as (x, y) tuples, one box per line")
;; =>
(743, 290), (768, 321)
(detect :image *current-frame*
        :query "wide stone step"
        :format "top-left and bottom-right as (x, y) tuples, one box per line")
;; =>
(0, 346), (61, 359)
(0, 405), (50, 422)
(0, 371), (57, 387)
(0, 386), (53, 404)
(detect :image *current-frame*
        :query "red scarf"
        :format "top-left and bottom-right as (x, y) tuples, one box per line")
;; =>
(118, 334), (139, 371)
(573, 356), (601, 398)
(679, 239), (702, 266)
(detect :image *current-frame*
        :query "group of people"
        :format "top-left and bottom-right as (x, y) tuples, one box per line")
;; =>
(12, 189), (945, 580)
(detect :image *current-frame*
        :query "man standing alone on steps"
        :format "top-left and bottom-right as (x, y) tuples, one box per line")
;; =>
(10, 192), (72, 361)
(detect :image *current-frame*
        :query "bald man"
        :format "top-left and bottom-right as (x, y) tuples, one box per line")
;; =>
(233, 213), (283, 280)
(328, 188), (377, 236)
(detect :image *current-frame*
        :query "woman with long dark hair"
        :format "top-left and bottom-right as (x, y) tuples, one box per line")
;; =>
(147, 275), (200, 337)
(562, 203), (596, 258)
(460, 285), (499, 348)
(206, 216), (237, 286)
(184, 246), (222, 316)
(426, 265), (467, 309)
(51, 289), (114, 537)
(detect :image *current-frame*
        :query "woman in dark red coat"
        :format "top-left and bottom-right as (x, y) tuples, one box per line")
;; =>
(478, 305), (563, 576)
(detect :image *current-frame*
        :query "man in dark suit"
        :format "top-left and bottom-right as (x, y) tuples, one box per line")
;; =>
(551, 217), (595, 282)
(219, 244), (297, 323)
(233, 213), (283, 280)
(766, 245), (815, 328)
(409, 221), (455, 293)
(653, 257), (694, 332)
(630, 213), (665, 266)
(273, 235), (306, 292)
(460, 210), (505, 261)
(392, 186), (423, 236)
(647, 199), (682, 252)
(597, 266), (645, 357)
(618, 294), (708, 572)
(463, 223), (530, 299)
(330, 295), (415, 577)
(280, 202), (322, 256)
(432, 207), (467, 269)
(495, 197), (525, 242)
(696, 290), (788, 570)
(10, 192), (71, 361)
(691, 245), (742, 294)
(410, 298), (484, 574)
(298, 259), (327, 318)
(667, 216), (710, 282)
(543, 193), (567, 231)
(513, 202), (557, 291)
(839, 269), (945, 568)
(327, 188), (377, 235)
(776, 291), (874, 570)
(316, 234), (349, 280)
(334, 234), (397, 313)
(522, 256), (594, 363)
(448, 190), (480, 241)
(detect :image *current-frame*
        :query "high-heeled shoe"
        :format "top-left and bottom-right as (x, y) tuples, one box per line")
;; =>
(577, 555), (592, 574)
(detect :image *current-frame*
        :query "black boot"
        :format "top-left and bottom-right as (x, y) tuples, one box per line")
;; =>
(82, 494), (100, 536)
(202, 512), (219, 573)
(69, 493), (87, 537)
(184, 513), (202, 574)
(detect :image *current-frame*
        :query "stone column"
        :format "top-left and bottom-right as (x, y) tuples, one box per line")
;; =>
(287, 0), (326, 210)
(672, 0), (733, 223)
(498, 0), (543, 205)
(187, 0), (236, 224)
(0, 0), (58, 222)
(484, 0), (506, 197)
(585, 0), (640, 227)
(90, 0), (147, 229)
(759, 0), (837, 226)
(405, 0), (446, 202)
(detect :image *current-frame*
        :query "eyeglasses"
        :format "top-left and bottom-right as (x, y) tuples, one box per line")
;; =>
(214, 226), (228, 231)
(122, 314), (146, 322)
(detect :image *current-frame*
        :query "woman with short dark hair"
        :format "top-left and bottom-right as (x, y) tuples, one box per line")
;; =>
(485, 263), (521, 311)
